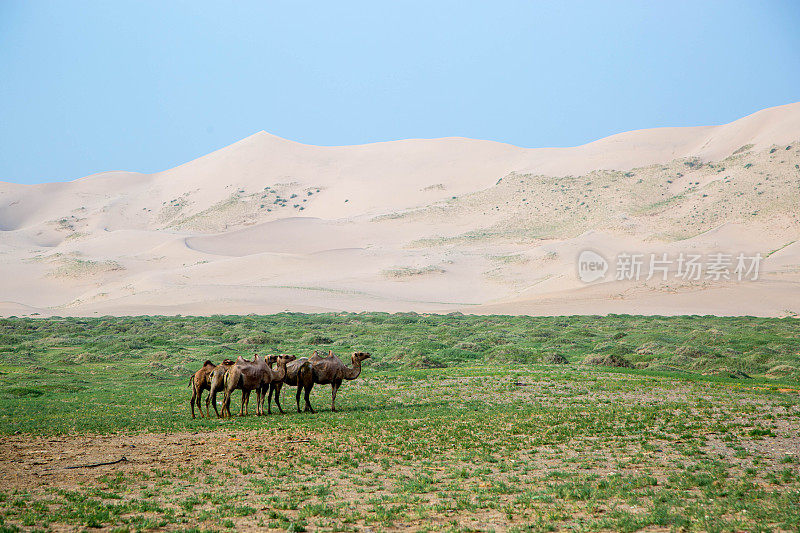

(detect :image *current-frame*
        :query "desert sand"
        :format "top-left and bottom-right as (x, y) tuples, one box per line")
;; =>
(1, 102), (799, 317)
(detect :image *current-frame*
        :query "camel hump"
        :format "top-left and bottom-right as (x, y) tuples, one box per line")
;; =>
(203, 360), (214, 366)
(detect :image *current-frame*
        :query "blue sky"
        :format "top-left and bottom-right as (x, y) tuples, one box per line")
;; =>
(1, 1), (799, 184)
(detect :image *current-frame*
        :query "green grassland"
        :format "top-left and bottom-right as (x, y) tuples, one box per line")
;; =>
(0, 314), (799, 531)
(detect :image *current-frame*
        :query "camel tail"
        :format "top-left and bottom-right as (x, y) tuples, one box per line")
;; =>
(188, 376), (193, 388)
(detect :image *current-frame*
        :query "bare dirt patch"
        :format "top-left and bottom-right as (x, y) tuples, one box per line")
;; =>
(0, 429), (313, 492)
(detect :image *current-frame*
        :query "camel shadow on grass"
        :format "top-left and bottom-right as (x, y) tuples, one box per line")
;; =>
(277, 398), (451, 416)
(214, 398), (451, 419)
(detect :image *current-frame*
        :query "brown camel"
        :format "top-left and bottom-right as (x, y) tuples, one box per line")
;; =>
(221, 353), (265, 418)
(207, 359), (236, 417)
(268, 357), (314, 414)
(189, 360), (216, 418)
(308, 350), (371, 412)
(255, 354), (296, 415)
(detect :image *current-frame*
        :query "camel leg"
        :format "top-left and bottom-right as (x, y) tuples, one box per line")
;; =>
(274, 383), (285, 414)
(197, 389), (208, 418)
(210, 389), (222, 418)
(241, 390), (249, 416)
(222, 391), (230, 418)
(304, 382), (315, 413)
(257, 387), (265, 416)
(268, 383), (282, 415)
(196, 389), (205, 418)
(206, 391), (213, 418)
(201, 390), (208, 418)
(331, 380), (341, 412)
(295, 384), (302, 413)
(190, 385), (197, 419)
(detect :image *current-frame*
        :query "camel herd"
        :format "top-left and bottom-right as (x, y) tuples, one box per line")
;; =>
(189, 350), (371, 418)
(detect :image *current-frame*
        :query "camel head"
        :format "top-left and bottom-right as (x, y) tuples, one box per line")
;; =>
(221, 359), (235, 366)
(352, 352), (371, 364)
(266, 354), (279, 365)
(278, 354), (297, 365)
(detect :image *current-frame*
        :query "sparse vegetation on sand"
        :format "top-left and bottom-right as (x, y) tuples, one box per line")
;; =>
(398, 141), (800, 245)
(35, 255), (125, 278)
(0, 314), (799, 531)
(382, 265), (446, 278)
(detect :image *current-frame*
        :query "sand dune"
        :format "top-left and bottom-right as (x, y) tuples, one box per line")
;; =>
(185, 218), (369, 256)
(1, 102), (798, 316)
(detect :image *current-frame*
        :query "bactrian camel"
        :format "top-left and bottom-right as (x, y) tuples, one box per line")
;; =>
(207, 359), (236, 417)
(221, 353), (295, 417)
(189, 360), (216, 418)
(308, 350), (371, 412)
(268, 357), (314, 414)
(221, 353), (263, 417)
(255, 354), (296, 416)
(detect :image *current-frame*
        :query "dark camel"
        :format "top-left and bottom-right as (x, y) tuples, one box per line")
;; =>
(308, 350), (370, 412)
(268, 357), (314, 414)
(207, 359), (236, 417)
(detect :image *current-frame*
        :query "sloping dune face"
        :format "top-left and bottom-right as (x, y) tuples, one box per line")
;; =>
(1, 103), (799, 316)
(184, 218), (369, 256)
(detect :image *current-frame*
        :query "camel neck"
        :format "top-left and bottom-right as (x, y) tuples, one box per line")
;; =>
(275, 362), (287, 380)
(344, 358), (362, 380)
